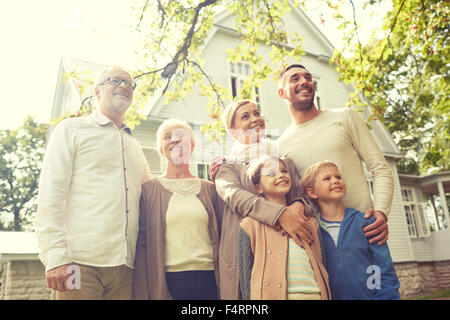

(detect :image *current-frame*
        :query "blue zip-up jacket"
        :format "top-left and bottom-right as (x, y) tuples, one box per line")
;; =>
(319, 208), (400, 300)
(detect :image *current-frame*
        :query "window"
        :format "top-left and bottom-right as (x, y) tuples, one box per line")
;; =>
(367, 178), (374, 202)
(229, 61), (263, 111)
(142, 147), (162, 175)
(313, 78), (321, 110)
(416, 202), (431, 237)
(401, 188), (431, 238)
(197, 163), (211, 181)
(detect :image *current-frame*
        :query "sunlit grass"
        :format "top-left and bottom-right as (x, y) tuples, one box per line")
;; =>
(407, 289), (450, 300)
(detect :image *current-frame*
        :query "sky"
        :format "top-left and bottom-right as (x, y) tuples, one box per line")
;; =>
(0, 0), (391, 131)
(0, 0), (142, 130)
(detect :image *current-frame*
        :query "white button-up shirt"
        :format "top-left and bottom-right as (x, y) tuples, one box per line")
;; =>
(36, 112), (152, 272)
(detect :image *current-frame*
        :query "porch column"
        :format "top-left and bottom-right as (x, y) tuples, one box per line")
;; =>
(437, 181), (450, 229)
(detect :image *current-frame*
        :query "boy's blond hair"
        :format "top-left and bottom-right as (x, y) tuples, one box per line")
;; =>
(300, 160), (339, 195)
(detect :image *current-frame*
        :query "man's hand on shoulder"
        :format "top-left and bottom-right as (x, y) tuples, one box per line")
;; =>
(363, 208), (389, 245)
(277, 201), (313, 247)
(208, 155), (226, 182)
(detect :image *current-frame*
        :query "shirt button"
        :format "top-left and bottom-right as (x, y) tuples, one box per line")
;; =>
(264, 282), (269, 287)
(267, 250), (271, 255)
(277, 283), (282, 288)
(279, 249), (284, 254)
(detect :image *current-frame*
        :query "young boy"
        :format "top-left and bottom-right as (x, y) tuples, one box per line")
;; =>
(301, 160), (400, 300)
(238, 156), (331, 300)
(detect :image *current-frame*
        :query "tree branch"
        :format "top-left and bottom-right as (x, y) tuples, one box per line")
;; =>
(134, 67), (166, 80)
(187, 59), (226, 109)
(349, 0), (364, 76)
(136, 0), (150, 31)
(376, 0), (407, 67)
(170, 0), (218, 73)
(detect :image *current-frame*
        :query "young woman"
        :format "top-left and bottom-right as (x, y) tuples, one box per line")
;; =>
(214, 99), (312, 299)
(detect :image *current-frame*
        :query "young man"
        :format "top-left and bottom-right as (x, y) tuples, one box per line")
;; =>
(277, 64), (394, 245)
(36, 66), (152, 299)
(301, 160), (400, 299)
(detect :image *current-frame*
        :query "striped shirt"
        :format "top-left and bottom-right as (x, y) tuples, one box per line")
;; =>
(320, 217), (342, 247)
(287, 238), (320, 296)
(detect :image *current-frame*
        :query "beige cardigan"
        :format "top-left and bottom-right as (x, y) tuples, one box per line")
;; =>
(214, 157), (306, 299)
(239, 217), (331, 300)
(133, 178), (223, 300)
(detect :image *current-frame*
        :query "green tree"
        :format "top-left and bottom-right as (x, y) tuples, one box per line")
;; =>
(332, 0), (449, 174)
(0, 116), (48, 231)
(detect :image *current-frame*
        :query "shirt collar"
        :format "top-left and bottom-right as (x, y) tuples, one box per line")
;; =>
(93, 111), (132, 135)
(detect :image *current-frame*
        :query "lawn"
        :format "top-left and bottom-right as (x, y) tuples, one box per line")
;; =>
(407, 289), (450, 300)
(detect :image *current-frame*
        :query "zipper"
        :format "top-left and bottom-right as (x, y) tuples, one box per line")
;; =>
(320, 218), (344, 298)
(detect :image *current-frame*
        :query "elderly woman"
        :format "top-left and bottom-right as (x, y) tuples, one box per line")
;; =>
(134, 118), (223, 300)
(214, 99), (313, 300)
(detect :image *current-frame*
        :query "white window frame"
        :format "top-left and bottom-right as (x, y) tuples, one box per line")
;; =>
(196, 163), (211, 181)
(401, 188), (430, 238)
(142, 147), (162, 175)
(313, 78), (321, 110)
(228, 61), (263, 113)
(416, 202), (431, 237)
(366, 178), (374, 202)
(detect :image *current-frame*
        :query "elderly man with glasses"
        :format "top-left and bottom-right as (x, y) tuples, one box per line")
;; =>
(35, 66), (152, 300)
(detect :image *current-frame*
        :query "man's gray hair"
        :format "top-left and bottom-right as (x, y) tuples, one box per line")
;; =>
(93, 66), (132, 88)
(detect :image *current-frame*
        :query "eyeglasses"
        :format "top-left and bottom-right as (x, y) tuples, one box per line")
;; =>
(97, 77), (136, 90)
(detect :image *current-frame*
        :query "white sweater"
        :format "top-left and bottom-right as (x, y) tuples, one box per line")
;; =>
(277, 109), (394, 216)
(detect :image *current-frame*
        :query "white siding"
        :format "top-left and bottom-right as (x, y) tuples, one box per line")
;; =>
(386, 159), (416, 262)
(411, 237), (434, 261)
(431, 230), (450, 261)
(133, 119), (159, 149)
(400, 183), (434, 261)
(133, 119), (164, 176)
(286, 7), (333, 56)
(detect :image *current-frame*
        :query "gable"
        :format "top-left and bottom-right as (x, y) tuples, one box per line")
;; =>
(213, 2), (335, 58)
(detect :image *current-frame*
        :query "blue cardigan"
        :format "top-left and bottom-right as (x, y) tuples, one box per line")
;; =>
(319, 207), (400, 300)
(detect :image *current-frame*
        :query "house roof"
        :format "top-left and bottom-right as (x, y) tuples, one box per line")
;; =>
(399, 171), (450, 196)
(0, 232), (40, 261)
(213, 1), (335, 55)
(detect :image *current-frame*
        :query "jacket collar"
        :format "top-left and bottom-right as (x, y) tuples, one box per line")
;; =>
(93, 111), (132, 135)
(319, 207), (360, 230)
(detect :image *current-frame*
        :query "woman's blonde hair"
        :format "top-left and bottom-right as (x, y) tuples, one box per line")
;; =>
(156, 118), (195, 155)
(221, 99), (256, 130)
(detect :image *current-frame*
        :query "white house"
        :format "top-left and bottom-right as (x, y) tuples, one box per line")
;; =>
(2, 3), (448, 299)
